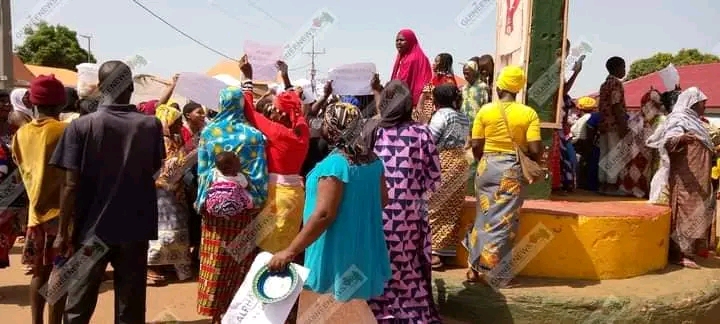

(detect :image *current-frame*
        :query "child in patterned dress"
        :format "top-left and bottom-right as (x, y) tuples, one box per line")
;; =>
(204, 152), (253, 219)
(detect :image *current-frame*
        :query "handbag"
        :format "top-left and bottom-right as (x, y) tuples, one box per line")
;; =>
(497, 102), (546, 184)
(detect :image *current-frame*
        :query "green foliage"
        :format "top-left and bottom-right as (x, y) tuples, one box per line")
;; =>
(15, 22), (96, 71)
(626, 49), (720, 81)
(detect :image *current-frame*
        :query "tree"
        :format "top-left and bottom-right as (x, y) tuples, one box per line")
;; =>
(15, 22), (96, 71)
(626, 49), (720, 81)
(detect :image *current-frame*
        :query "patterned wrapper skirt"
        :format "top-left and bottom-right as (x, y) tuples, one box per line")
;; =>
(428, 147), (469, 256)
(197, 210), (259, 318)
(463, 153), (524, 285)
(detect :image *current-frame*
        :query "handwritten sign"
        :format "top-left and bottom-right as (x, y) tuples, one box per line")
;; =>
(245, 41), (283, 82)
(658, 64), (679, 91)
(327, 63), (376, 96)
(214, 74), (242, 87)
(173, 72), (228, 111)
(223, 252), (310, 324)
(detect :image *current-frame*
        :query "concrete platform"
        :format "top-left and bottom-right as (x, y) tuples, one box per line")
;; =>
(455, 191), (672, 280)
(433, 257), (720, 324)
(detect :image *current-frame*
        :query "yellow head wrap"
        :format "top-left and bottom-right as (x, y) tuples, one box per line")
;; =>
(496, 65), (526, 94)
(576, 96), (597, 111)
(155, 104), (182, 128)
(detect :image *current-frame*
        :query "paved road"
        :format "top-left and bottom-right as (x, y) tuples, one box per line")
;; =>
(0, 244), (467, 323)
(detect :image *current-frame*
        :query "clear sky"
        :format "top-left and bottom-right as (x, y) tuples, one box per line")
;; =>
(10, 0), (720, 97)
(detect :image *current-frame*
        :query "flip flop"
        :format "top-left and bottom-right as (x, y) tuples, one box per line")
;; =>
(146, 273), (167, 285)
(676, 258), (701, 269)
(431, 256), (444, 270)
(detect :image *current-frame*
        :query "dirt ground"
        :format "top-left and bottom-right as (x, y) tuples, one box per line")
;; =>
(0, 243), (467, 323)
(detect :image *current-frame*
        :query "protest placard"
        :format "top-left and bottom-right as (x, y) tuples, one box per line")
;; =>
(223, 252), (310, 324)
(173, 72), (229, 111)
(658, 64), (679, 91)
(245, 41), (284, 82)
(327, 63), (376, 96)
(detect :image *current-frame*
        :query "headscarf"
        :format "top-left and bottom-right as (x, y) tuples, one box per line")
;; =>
(339, 95), (360, 107)
(274, 91), (309, 135)
(496, 65), (527, 94)
(10, 89), (33, 118)
(576, 96), (597, 111)
(155, 104), (182, 129)
(363, 80), (413, 149)
(646, 87), (711, 204)
(274, 92), (301, 120)
(195, 87), (268, 211)
(646, 87), (712, 151)
(391, 29), (432, 106)
(323, 102), (376, 164)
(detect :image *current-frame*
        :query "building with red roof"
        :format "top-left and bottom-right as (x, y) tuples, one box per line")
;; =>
(584, 63), (720, 113)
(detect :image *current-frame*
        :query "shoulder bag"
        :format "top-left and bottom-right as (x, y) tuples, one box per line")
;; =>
(497, 102), (546, 184)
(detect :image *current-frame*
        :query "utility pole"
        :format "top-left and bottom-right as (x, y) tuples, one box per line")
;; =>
(0, 0), (13, 90)
(303, 35), (325, 94)
(79, 34), (92, 62)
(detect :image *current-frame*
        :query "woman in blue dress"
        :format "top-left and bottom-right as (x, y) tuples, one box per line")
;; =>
(268, 102), (391, 302)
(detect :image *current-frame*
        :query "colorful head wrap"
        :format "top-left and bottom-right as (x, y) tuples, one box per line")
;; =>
(155, 103), (182, 128)
(323, 102), (376, 164)
(496, 65), (526, 94)
(339, 95), (360, 107)
(576, 96), (597, 111)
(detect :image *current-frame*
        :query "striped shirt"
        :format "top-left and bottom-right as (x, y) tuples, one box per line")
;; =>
(428, 107), (470, 150)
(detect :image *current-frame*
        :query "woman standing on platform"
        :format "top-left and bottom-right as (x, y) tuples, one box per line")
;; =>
(427, 84), (470, 269)
(366, 80), (442, 323)
(390, 29), (432, 109)
(195, 87), (268, 323)
(414, 53), (457, 123)
(466, 66), (543, 285)
(646, 87), (715, 269)
(460, 56), (493, 123)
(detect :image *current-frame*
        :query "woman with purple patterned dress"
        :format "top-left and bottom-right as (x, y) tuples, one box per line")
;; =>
(365, 80), (442, 323)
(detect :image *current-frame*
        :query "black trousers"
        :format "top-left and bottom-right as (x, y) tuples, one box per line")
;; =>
(63, 241), (149, 324)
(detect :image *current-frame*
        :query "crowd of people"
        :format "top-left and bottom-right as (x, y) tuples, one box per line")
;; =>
(0, 27), (717, 324)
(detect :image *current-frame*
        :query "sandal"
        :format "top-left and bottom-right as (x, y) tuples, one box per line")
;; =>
(675, 257), (701, 269)
(147, 272), (167, 285)
(431, 255), (444, 270)
(465, 269), (487, 284)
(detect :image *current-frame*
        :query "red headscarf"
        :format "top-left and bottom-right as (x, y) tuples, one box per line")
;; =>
(391, 29), (433, 106)
(274, 91), (309, 136)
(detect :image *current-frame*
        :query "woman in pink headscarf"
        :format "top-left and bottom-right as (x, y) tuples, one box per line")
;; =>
(391, 29), (432, 108)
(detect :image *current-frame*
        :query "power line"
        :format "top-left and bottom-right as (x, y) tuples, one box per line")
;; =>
(208, 2), (259, 28)
(246, 0), (291, 31)
(131, 0), (238, 61)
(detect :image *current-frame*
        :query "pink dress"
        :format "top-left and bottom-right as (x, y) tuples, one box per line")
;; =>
(368, 122), (442, 323)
